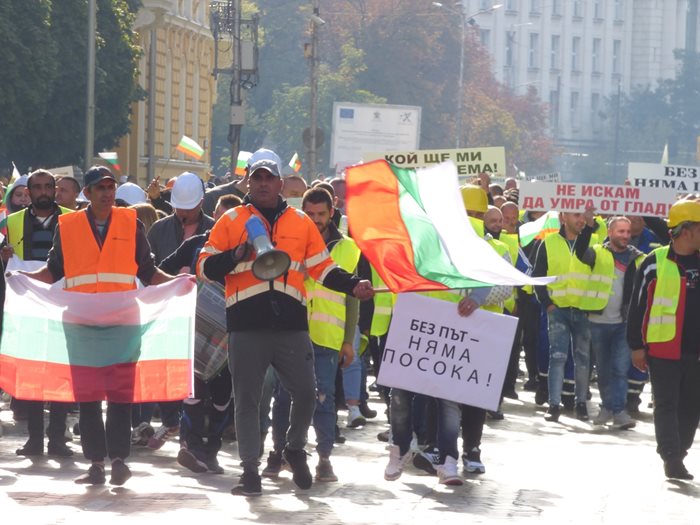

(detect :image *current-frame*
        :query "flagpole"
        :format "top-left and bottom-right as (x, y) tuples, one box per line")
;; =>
(84, 0), (96, 172)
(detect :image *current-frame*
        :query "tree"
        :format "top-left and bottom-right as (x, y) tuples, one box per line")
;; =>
(0, 0), (143, 171)
(0, 0), (56, 169)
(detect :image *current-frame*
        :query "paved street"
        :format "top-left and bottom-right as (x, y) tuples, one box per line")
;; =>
(1, 383), (699, 524)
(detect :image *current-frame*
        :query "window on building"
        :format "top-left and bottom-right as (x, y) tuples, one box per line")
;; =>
(530, 0), (540, 14)
(480, 0), (491, 10)
(573, 0), (582, 18)
(594, 0), (603, 19)
(591, 93), (601, 132)
(552, 0), (561, 16)
(480, 29), (491, 49)
(571, 37), (581, 72)
(550, 35), (560, 70)
(549, 90), (559, 130)
(505, 0), (517, 11)
(529, 33), (539, 69)
(570, 91), (580, 130)
(505, 31), (515, 67)
(613, 39), (622, 74)
(592, 38), (601, 73)
(614, 0), (624, 20)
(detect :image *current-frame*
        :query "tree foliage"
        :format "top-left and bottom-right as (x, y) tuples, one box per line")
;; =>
(212, 0), (556, 176)
(0, 0), (143, 171)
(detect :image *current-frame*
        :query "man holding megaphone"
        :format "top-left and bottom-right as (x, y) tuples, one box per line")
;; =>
(197, 148), (374, 497)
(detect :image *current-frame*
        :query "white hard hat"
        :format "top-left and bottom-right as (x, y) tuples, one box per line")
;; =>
(170, 172), (204, 210)
(116, 182), (147, 205)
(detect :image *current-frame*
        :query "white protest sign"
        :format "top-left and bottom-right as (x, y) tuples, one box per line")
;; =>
(530, 172), (561, 183)
(518, 181), (677, 217)
(363, 146), (506, 180)
(628, 162), (700, 193)
(377, 293), (517, 411)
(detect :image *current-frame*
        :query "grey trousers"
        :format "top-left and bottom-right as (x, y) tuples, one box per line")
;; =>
(228, 330), (316, 470)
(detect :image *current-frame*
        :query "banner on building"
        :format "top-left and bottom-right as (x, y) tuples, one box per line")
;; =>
(377, 293), (517, 411)
(518, 181), (677, 217)
(363, 146), (506, 181)
(628, 162), (700, 193)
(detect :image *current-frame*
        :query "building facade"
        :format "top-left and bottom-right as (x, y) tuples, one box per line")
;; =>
(116, 0), (215, 185)
(460, 0), (699, 153)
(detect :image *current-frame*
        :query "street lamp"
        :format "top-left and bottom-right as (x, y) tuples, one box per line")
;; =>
(432, 2), (503, 148)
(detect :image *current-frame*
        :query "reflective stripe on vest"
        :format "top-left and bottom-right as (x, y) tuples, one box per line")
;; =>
(544, 233), (594, 309)
(307, 238), (361, 350)
(60, 207), (138, 293)
(646, 246), (680, 343)
(370, 266), (396, 337)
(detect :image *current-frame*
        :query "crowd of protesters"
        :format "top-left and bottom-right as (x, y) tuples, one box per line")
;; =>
(1, 149), (699, 496)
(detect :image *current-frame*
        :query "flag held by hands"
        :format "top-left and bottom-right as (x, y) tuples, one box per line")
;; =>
(346, 160), (551, 293)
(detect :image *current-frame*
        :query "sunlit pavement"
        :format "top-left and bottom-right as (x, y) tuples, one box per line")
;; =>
(1, 382), (699, 525)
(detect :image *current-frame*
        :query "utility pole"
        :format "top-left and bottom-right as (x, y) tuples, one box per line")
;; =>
(307, 0), (321, 181)
(612, 78), (621, 180)
(228, 0), (243, 172)
(84, 0), (96, 172)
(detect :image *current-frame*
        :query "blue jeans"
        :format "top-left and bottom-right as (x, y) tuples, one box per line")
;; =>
(390, 389), (460, 460)
(547, 307), (591, 405)
(341, 328), (362, 402)
(590, 322), (630, 413)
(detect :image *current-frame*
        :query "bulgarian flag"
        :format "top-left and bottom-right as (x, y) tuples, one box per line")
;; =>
(0, 274), (197, 403)
(234, 150), (253, 176)
(98, 152), (121, 171)
(519, 211), (560, 247)
(289, 152), (302, 173)
(346, 160), (550, 293)
(177, 135), (205, 160)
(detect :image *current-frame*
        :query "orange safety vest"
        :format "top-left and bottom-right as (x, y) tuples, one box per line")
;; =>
(198, 203), (335, 308)
(59, 207), (138, 293)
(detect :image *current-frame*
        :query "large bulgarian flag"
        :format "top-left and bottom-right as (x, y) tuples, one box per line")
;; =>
(346, 160), (550, 293)
(0, 274), (197, 403)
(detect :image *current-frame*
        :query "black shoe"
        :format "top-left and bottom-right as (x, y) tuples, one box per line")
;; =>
(664, 458), (694, 480)
(627, 397), (641, 417)
(75, 464), (106, 485)
(544, 405), (560, 422)
(231, 469), (262, 496)
(575, 402), (589, 421)
(523, 378), (538, 392)
(47, 441), (73, 457)
(377, 430), (390, 442)
(261, 450), (285, 478)
(177, 448), (208, 473)
(16, 439), (43, 456)
(110, 459), (132, 486)
(562, 398), (575, 412)
(359, 402), (377, 419)
(412, 447), (438, 476)
(534, 384), (548, 406)
(487, 409), (505, 420)
(283, 447), (313, 489)
(334, 425), (346, 444)
(502, 389), (519, 400)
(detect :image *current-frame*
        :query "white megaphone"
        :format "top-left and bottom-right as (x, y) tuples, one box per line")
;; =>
(245, 215), (291, 281)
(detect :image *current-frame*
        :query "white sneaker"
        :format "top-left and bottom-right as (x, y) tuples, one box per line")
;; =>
(593, 407), (613, 426)
(436, 455), (463, 486)
(384, 444), (412, 481)
(613, 410), (636, 430)
(347, 405), (366, 428)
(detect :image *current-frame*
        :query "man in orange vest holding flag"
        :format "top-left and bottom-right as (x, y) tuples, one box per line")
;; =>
(23, 166), (179, 486)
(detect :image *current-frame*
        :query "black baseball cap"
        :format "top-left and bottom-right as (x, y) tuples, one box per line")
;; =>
(84, 166), (117, 187)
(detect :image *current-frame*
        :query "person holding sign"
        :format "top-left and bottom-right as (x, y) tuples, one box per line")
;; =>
(573, 216), (644, 430)
(533, 212), (596, 423)
(627, 199), (700, 480)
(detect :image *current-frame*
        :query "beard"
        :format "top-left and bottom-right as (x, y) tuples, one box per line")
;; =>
(33, 197), (53, 210)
